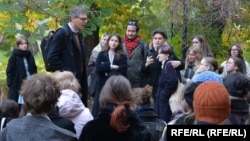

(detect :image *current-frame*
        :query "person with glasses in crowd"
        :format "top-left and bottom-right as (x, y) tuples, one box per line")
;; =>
(47, 6), (89, 106)
(219, 43), (250, 79)
(122, 20), (147, 88)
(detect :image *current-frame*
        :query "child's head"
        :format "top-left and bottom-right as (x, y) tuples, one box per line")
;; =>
(51, 71), (81, 97)
(0, 99), (19, 118)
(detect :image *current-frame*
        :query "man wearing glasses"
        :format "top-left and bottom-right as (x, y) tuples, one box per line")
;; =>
(47, 6), (89, 107)
(123, 20), (147, 88)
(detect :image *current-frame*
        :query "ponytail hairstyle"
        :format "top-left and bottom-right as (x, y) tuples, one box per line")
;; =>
(99, 75), (133, 133)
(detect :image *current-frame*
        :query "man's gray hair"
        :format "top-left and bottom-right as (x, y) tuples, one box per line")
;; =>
(69, 6), (87, 17)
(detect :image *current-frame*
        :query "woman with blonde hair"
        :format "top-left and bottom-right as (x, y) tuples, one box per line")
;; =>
(181, 45), (202, 83)
(52, 71), (93, 139)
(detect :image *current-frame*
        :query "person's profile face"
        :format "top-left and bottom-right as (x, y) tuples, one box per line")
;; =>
(126, 25), (137, 39)
(226, 58), (237, 73)
(72, 13), (88, 30)
(196, 58), (209, 73)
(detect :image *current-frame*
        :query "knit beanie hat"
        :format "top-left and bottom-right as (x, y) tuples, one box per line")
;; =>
(193, 81), (231, 124)
(183, 82), (202, 109)
(192, 71), (223, 84)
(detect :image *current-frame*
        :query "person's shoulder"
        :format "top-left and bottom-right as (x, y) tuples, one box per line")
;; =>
(139, 40), (147, 46)
(54, 25), (71, 36)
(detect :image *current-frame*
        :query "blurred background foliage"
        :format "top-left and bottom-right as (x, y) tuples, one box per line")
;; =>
(0, 0), (249, 97)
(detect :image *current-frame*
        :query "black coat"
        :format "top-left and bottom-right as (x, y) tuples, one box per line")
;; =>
(6, 48), (37, 102)
(141, 45), (184, 100)
(155, 61), (179, 123)
(47, 24), (88, 106)
(91, 51), (127, 118)
(79, 103), (153, 141)
(48, 107), (76, 134)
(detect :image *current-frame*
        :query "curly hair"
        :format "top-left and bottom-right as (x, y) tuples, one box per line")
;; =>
(20, 73), (60, 115)
(132, 84), (153, 107)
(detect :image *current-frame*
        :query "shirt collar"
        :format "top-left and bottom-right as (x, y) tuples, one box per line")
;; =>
(68, 22), (78, 33)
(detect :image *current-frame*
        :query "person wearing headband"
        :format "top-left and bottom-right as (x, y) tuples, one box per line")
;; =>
(123, 20), (148, 88)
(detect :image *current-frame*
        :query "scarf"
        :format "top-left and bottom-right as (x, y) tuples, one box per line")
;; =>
(184, 62), (195, 79)
(123, 36), (140, 56)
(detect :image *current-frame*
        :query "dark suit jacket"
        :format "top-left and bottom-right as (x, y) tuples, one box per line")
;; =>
(47, 24), (88, 106)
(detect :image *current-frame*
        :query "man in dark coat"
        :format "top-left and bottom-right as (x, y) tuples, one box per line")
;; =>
(47, 6), (88, 106)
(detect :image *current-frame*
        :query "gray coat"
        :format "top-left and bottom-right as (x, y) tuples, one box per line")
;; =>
(0, 115), (77, 141)
(123, 40), (147, 88)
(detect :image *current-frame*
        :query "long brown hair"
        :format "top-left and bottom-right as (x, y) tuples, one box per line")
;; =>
(99, 75), (133, 133)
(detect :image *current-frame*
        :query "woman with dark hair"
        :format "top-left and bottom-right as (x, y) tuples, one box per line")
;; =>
(226, 56), (246, 75)
(79, 75), (153, 141)
(92, 33), (128, 118)
(155, 45), (179, 123)
(220, 43), (250, 78)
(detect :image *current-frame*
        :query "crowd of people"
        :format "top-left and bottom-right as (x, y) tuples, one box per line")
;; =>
(0, 5), (250, 141)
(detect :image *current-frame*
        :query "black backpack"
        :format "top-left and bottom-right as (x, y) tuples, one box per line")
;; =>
(40, 26), (69, 71)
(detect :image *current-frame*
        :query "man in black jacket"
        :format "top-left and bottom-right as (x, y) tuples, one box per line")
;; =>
(47, 6), (89, 106)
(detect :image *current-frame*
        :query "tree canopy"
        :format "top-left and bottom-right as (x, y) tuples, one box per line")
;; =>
(0, 0), (249, 62)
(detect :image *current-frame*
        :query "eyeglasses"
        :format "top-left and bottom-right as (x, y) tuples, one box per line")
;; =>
(78, 17), (89, 22)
